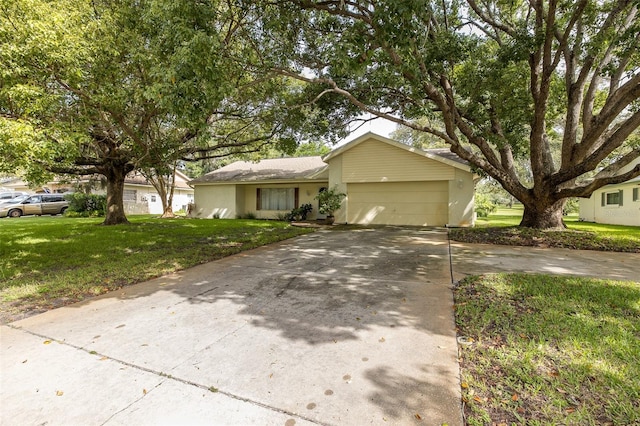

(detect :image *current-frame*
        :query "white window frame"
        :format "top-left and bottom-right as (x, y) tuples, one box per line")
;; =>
(601, 190), (623, 207)
(123, 189), (137, 202)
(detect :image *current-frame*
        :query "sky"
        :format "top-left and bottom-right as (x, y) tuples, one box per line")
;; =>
(336, 114), (399, 146)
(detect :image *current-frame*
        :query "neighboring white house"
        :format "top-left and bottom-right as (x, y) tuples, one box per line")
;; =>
(189, 133), (476, 227)
(578, 157), (640, 227)
(2, 170), (194, 215)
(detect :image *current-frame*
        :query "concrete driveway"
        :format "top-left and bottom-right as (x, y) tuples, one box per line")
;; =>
(1, 228), (462, 426)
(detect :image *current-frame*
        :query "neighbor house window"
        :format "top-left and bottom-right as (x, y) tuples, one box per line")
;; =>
(150, 195), (157, 203)
(123, 189), (137, 202)
(601, 190), (623, 206)
(256, 188), (299, 210)
(633, 187), (639, 202)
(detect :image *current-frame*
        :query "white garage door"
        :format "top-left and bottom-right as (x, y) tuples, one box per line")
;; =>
(347, 182), (448, 226)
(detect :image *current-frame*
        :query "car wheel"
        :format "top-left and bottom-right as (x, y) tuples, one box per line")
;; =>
(8, 209), (22, 218)
(60, 207), (68, 215)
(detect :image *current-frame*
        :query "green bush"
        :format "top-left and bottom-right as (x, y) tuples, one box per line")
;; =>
(64, 193), (107, 217)
(285, 203), (313, 221)
(315, 186), (346, 217)
(563, 197), (579, 215)
(475, 193), (497, 218)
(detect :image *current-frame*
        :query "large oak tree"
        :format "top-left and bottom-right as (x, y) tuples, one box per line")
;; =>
(245, 0), (640, 228)
(0, 0), (312, 224)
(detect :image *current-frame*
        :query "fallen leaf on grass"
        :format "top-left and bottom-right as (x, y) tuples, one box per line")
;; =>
(473, 396), (483, 403)
(511, 393), (519, 401)
(461, 382), (469, 389)
(414, 413), (422, 420)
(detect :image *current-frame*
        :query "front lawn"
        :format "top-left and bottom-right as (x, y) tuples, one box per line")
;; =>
(0, 216), (313, 323)
(455, 273), (640, 425)
(450, 207), (640, 252)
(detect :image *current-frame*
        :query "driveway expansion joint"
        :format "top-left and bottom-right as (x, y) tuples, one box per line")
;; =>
(6, 324), (329, 426)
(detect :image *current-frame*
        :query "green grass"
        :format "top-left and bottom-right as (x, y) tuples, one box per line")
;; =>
(451, 206), (640, 252)
(0, 215), (313, 321)
(455, 273), (640, 425)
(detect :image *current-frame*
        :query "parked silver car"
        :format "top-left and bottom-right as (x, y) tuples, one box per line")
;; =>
(0, 194), (69, 218)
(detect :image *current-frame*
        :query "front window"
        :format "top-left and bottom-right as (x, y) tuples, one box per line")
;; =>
(123, 190), (137, 202)
(257, 188), (297, 210)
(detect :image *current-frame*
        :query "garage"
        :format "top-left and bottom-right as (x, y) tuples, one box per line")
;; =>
(346, 181), (449, 226)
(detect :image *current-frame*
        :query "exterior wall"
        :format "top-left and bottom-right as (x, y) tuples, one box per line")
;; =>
(125, 186), (194, 215)
(191, 184), (237, 219)
(241, 182), (328, 220)
(579, 181), (640, 226)
(448, 168), (475, 227)
(341, 139), (455, 182)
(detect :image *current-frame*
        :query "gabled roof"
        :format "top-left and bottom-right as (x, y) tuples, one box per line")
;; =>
(190, 156), (329, 184)
(323, 132), (470, 171)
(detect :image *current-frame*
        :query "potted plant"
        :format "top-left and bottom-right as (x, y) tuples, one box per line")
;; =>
(315, 186), (346, 224)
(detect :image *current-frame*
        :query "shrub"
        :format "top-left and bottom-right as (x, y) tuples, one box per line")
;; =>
(285, 203), (313, 221)
(475, 193), (497, 218)
(64, 193), (107, 217)
(563, 198), (579, 215)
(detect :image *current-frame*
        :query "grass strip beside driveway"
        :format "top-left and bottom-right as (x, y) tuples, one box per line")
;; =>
(455, 273), (640, 425)
(0, 216), (313, 323)
(450, 207), (640, 253)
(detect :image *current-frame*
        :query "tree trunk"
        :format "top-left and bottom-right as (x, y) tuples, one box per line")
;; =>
(161, 168), (177, 218)
(161, 204), (174, 218)
(102, 162), (131, 225)
(520, 198), (566, 229)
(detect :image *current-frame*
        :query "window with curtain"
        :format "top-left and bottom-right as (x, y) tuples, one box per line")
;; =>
(257, 188), (297, 210)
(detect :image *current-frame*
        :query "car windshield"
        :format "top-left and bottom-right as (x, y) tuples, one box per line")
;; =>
(1, 194), (29, 204)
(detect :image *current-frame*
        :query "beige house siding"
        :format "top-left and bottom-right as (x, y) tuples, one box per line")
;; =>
(347, 182), (449, 226)
(192, 184), (237, 219)
(341, 139), (455, 183)
(448, 168), (476, 227)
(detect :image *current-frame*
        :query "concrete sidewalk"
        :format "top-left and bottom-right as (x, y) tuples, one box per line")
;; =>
(450, 241), (640, 282)
(1, 228), (462, 426)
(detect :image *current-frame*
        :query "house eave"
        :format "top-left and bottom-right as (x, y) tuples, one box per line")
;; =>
(191, 178), (329, 186)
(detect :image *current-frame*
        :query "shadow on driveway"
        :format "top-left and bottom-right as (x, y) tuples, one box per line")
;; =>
(2, 227), (463, 426)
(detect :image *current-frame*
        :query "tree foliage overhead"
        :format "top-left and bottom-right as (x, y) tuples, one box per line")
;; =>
(0, 0), (321, 224)
(245, 0), (640, 228)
